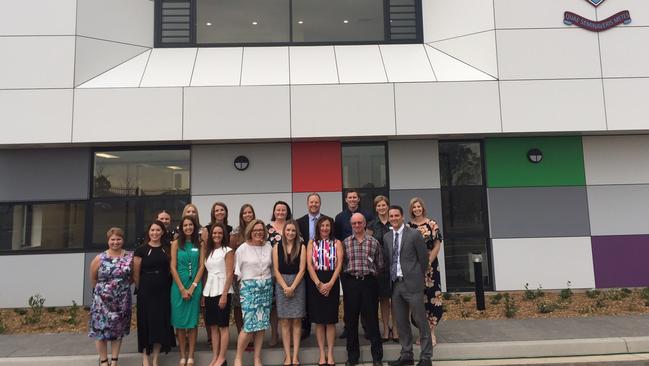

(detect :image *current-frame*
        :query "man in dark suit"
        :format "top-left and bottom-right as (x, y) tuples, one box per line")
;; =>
(296, 192), (330, 339)
(384, 205), (432, 366)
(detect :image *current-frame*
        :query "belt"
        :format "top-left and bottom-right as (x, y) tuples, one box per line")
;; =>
(345, 273), (373, 280)
(143, 270), (161, 274)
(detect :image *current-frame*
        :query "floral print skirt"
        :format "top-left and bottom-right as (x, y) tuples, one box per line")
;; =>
(424, 258), (444, 327)
(240, 278), (273, 333)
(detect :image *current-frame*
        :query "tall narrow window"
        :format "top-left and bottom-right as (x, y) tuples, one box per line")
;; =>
(342, 143), (388, 213)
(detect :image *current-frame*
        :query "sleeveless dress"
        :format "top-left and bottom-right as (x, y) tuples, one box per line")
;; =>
(203, 247), (233, 327)
(409, 222), (444, 327)
(275, 243), (306, 319)
(134, 244), (176, 354)
(307, 239), (340, 324)
(88, 251), (133, 340)
(171, 241), (203, 329)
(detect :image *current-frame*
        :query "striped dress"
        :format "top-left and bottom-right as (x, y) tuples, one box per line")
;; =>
(307, 239), (340, 324)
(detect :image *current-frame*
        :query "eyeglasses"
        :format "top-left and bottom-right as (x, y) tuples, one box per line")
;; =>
(351, 222), (364, 225)
(252, 229), (265, 233)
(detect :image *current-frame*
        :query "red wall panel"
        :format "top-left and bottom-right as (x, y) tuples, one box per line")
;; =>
(291, 141), (342, 192)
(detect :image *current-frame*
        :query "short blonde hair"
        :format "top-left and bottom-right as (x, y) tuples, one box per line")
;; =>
(373, 195), (390, 209)
(244, 219), (268, 242)
(409, 197), (427, 219)
(106, 227), (125, 240)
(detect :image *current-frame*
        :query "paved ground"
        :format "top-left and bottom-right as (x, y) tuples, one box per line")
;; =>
(0, 315), (648, 365)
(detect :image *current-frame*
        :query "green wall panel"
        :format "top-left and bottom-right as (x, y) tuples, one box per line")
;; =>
(485, 136), (586, 187)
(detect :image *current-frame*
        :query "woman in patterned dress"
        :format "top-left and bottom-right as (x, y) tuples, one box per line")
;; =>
(408, 197), (444, 346)
(306, 216), (343, 366)
(233, 219), (274, 366)
(89, 227), (133, 366)
(266, 200), (292, 346)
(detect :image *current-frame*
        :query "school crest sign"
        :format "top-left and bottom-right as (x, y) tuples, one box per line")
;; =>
(564, 0), (631, 32)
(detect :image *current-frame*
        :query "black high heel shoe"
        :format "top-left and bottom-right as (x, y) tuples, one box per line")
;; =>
(382, 327), (392, 343)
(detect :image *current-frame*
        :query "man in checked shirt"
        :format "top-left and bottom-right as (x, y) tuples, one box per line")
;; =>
(341, 213), (385, 366)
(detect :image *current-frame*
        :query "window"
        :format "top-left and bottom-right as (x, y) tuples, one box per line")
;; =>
(158, 0), (422, 46)
(0, 202), (85, 252)
(90, 149), (191, 248)
(439, 141), (492, 291)
(342, 143), (388, 212)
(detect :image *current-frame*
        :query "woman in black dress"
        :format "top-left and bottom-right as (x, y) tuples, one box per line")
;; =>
(306, 216), (343, 366)
(133, 221), (176, 366)
(408, 197), (443, 347)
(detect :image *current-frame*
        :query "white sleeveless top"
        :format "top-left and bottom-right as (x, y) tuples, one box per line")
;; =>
(202, 247), (234, 297)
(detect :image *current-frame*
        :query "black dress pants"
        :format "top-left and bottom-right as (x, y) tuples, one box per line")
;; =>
(342, 274), (383, 362)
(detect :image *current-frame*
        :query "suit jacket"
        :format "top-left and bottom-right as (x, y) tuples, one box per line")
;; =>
(383, 224), (428, 293)
(296, 213), (331, 244)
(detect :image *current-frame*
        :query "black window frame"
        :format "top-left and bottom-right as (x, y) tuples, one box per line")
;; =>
(155, 0), (423, 48)
(341, 141), (390, 213)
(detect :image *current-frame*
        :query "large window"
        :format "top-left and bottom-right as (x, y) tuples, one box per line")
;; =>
(439, 141), (492, 291)
(0, 202), (85, 252)
(90, 149), (191, 248)
(157, 0), (422, 46)
(342, 143), (388, 212)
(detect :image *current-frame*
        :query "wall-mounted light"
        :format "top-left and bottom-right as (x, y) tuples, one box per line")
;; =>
(96, 153), (119, 159)
(234, 155), (250, 171)
(527, 148), (543, 163)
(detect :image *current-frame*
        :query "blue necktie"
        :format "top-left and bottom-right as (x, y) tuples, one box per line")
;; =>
(391, 232), (400, 282)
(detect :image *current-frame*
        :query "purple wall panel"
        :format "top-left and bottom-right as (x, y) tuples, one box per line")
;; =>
(591, 235), (649, 288)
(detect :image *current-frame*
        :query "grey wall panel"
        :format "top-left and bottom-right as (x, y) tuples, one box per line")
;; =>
(488, 187), (591, 238)
(389, 189), (443, 230)
(0, 148), (90, 202)
(0, 253), (84, 308)
(83, 251), (100, 306)
(192, 143), (291, 196)
(588, 185), (649, 236)
(292, 192), (342, 219)
(388, 140), (440, 190)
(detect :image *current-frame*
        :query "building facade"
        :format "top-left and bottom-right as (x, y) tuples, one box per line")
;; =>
(1, 0), (648, 308)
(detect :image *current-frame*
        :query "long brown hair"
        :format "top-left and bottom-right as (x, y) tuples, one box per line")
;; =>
(314, 216), (335, 242)
(205, 221), (229, 257)
(281, 220), (302, 264)
(209, 201), (229, 227)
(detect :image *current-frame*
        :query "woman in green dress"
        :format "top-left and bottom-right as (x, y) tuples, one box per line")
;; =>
(171, 215), (205, 366)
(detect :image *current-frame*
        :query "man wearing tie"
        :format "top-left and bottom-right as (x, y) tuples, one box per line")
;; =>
(384, 205), (432, 366)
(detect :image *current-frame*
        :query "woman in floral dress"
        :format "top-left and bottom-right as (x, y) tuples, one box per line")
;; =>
(408, 197), (444, 346)
(89, 227), (133, 366)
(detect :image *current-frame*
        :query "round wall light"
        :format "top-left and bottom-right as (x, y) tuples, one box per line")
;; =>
(234, 155), (250, 171)
(527, 148), (543, 164)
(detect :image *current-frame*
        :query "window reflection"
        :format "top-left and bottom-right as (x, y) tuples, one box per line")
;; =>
(93, 150), (190, 197)
(342, 144), (388, 212)
(292, 0), (384, 42)
(439, 142), (483, 187)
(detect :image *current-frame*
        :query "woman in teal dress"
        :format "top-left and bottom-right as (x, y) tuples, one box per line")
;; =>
(171, 215), (205, 366)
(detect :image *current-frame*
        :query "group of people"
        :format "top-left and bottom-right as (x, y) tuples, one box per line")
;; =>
(88, 190), (444, 366)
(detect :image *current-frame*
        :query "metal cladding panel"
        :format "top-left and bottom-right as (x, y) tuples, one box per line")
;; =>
(291, 142), (342, 193)
(592, 235), (649, 288)
(488, 187), (591, 239)
(388, 140), (440, 190)
(0, 148), (90, 202)
(587, 185), (649, 236)
(485, 136), (586, 188)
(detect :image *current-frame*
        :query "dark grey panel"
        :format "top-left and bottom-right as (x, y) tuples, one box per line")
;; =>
(488, 187), (590, 239)
(389, 189), (443, 231)
(0, 148), (90, 202)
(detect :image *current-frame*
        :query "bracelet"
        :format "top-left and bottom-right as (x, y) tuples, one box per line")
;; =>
(192, 282), (198, 288)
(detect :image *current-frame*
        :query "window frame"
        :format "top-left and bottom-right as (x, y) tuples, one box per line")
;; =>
(155, 0), (423, 48)
(340, 141), (390, 212)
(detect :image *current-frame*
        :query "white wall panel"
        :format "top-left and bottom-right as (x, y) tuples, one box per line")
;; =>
(79, 50), (151, 88)
(334, 45), (387, 84)
(492, 237), (595, 291)
(395, 82), (501, 135)
(291, 192), (342, 219)
(388, 140), (441, 189)
(598, 0), (649, 27)
(583, 135), (649, 185)
(0, 89), (73, 144)
(76, 0), (154, 47)
(0, 36), (74, 89)
(73, 88), (182, 142)
(140, 48), (197, 87)
(497, 29), (601, 80)
(600, 27), (649, 78)
(289, 46), (339, 85)
(191, 143), (292, 196)
(604, 78), (649, 131)
(494, 0), (595, 29)
(500, 79), (607, 133)
(291, 84), (395, 138)
(241, 47), (289, 86)
(588, 185), (649, 236)
(74, 37), (149, 86)
(0, 253), (84, 308)
(193, 193), (293, 229)
(183, 86), (290, 140)
(0, 0), (76, 35)
(428, 31), (498, 77)
(424, 46), (494, 81)
(380, 45), (435, 83)
(423, 0), (494, 42)
(191, 48), (243, 86)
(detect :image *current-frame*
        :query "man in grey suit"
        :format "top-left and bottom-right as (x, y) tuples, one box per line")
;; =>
(384, 205), (432, 366)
